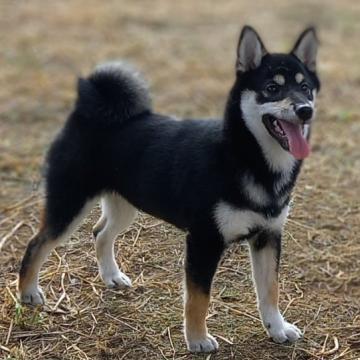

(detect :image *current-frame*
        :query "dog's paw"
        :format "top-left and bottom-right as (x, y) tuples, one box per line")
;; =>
(19, 287), (45, 305)
(186, 334), (219, 353)
(101, 269), (132, 288)
(268, 320), (302, 343)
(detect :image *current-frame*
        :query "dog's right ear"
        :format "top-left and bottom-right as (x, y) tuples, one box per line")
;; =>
(236, 26), (267, 73)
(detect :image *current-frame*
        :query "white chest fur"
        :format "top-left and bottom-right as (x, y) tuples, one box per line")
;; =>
(214, 201), (289, 243)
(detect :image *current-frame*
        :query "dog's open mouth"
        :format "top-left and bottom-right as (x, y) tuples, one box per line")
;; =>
(262, 115), (310, 159)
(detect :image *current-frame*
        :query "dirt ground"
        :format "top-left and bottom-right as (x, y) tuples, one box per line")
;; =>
(0, 1), (359, 359)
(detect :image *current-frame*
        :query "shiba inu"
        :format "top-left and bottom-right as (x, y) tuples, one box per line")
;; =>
(19, 26), (320, 352)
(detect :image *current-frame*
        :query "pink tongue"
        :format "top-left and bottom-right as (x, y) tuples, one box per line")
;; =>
(278, 120), (310, 159)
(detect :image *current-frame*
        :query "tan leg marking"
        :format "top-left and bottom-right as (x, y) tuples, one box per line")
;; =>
(183, 278), (219, 352)
(184, 280), (210, 340)
(18, 230), (57, 304)
(268, 277), (279, 308)
(19, 233), (44, 289)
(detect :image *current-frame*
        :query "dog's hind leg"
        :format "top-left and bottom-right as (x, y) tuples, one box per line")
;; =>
(93, 193), (137, 288)
(184, 231), (224, 353)
(19, 197), (96, 305)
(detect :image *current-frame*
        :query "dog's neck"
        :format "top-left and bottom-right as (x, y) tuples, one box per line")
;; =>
(223, 84), (302, 196)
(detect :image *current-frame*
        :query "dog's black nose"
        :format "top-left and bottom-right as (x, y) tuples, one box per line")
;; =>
(296, 106), (313, 121)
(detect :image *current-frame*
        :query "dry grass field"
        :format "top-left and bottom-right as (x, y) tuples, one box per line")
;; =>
(1, 1), (360, 359)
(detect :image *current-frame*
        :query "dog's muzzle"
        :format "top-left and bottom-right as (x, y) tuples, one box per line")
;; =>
(295, 105), (313, 122)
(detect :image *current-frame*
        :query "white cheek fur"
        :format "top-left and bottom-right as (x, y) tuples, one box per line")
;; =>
(240, 90), (296, 173)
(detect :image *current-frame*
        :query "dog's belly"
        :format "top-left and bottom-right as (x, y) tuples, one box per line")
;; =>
(214, 201), (289, 243)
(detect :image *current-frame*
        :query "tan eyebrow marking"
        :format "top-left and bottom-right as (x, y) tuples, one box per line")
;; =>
(273, 74), (285, 85)
(295, 73), (304, 84)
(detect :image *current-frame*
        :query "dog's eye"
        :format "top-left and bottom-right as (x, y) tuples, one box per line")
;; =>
(266, 84), (280, 94)
(301, 83), (310, 93)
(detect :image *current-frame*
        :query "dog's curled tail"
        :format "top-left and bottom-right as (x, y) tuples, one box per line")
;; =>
(76, 61), (152, 125)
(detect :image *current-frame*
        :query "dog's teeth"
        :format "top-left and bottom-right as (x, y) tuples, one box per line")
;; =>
(274, 125), (281, 133)
(274, 123), (285, 136)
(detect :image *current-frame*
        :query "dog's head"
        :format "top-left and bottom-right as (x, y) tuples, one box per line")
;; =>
(235, 26), (320, 162)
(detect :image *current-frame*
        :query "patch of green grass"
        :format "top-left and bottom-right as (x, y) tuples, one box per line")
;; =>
(14, 301), (43, 328)
(337, 110), (356, 122)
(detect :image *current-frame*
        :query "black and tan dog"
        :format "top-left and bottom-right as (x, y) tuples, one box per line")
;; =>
(19, 26), (320, 352)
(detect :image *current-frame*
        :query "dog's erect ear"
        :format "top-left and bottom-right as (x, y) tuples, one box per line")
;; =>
(236, 26), (267, 73)
(291, 27), (318, 72)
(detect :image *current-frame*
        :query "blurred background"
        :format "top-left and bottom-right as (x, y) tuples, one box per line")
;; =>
(0, 1), (359, 359)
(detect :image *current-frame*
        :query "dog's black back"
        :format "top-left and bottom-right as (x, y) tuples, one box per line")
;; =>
(46, 51), (319, 237)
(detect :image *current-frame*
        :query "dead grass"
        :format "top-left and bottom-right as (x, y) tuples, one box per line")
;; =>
(1, 0), (360, 359)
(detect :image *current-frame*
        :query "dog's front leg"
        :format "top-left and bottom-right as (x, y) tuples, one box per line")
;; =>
(249, 231), (302, 343)
(184, 233), (224, 353)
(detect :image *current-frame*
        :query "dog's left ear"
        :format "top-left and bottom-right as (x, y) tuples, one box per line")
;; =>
(291, 27), (318, 72)
(236, 26), (267, 73)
